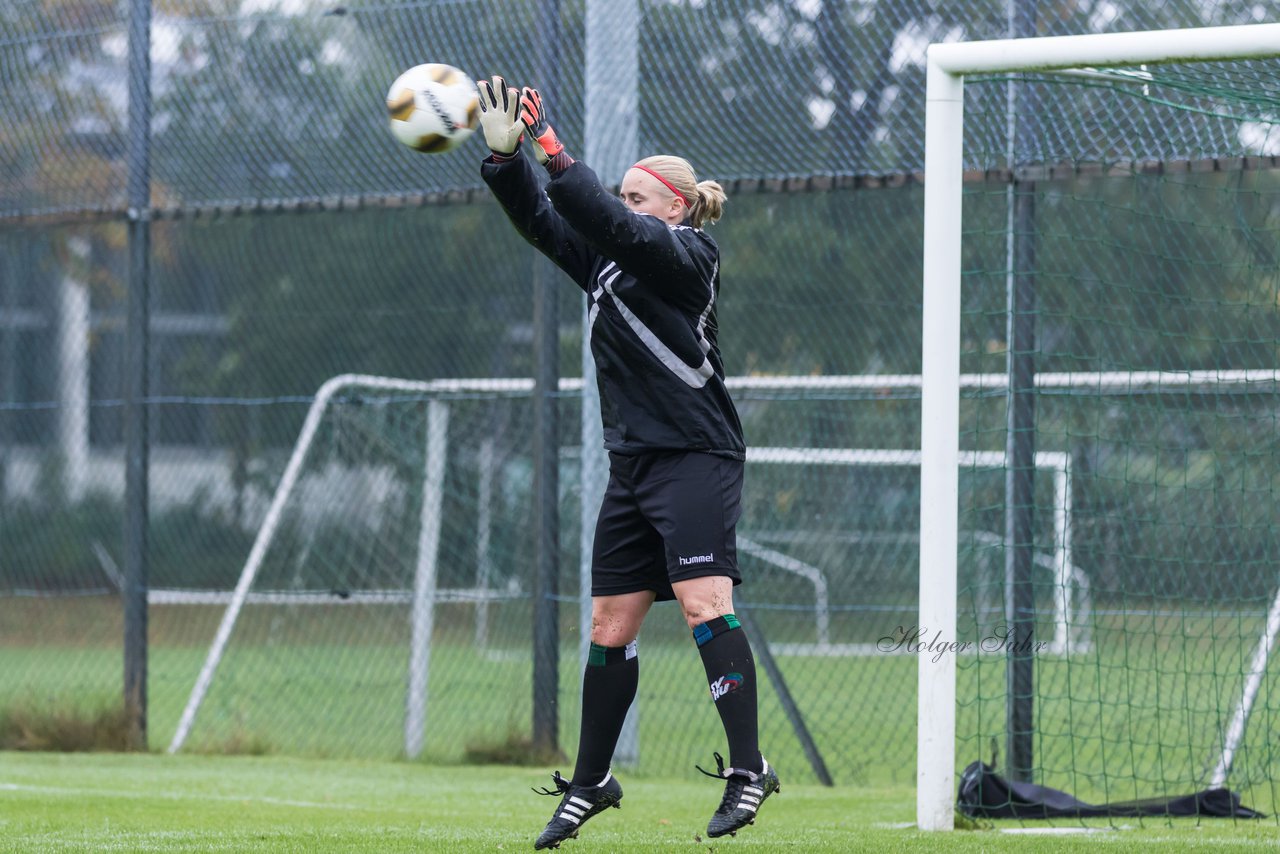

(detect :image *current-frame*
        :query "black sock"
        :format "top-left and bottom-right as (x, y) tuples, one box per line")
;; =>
(694, 614), (762, 774)
(571, 641), (638, 787)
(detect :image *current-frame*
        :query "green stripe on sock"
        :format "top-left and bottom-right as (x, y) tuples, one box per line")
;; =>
(588, 643), (608, 667)
(724, 613), (741, 630)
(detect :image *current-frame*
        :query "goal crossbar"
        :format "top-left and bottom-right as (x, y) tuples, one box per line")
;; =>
(919, 22), (1280, 831)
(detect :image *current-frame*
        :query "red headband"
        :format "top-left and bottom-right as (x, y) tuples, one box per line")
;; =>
(631, 164), (692, 207)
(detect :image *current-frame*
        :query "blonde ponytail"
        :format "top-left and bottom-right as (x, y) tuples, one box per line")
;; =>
(691, 179), (726, 228)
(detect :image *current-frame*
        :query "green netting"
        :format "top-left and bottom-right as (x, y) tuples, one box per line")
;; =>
(955, 69), (1280, 817)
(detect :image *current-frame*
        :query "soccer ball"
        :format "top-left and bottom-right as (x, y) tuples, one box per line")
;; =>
(386, 63), (479, 153)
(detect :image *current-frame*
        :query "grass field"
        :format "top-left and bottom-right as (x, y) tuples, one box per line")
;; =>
(4, 597), (1278, 821)
(1, 751), (1277, 852)
(6, 594), (1280, 812)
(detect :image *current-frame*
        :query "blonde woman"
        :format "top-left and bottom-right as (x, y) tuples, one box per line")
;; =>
(475, 76), (779, 850)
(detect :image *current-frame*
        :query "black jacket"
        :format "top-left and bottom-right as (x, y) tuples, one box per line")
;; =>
(481, 154), (745, 459)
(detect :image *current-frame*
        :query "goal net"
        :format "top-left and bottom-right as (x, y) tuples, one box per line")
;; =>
(919, 24), (1280, 828)
(168, 372), (1091, 770)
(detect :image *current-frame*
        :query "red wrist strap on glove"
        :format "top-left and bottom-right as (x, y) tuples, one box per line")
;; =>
(532, 124), (564, 160)
(519, 88), (565, 163)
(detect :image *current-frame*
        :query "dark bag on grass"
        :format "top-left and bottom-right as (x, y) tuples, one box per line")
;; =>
(956, 760), (1265, 819)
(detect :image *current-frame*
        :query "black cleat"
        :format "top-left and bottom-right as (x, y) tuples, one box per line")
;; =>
(698, 753), (780, 838)
(532, 770), (623, 850)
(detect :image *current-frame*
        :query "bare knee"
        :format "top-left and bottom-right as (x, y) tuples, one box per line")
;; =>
(680, 599), (722, 630)
(590, 615), (637, 648)
(674, 577), (735, 630)
(589, 591), (653, 647)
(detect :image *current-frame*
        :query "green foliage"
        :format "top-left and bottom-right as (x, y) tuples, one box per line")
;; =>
(462, 730), (567, 767)
(150, 491), (258, 588)
(0, 486), (255, 592)
(185, 728), (276, 757)
(0, 492), (121, 592)
(0, 698), (129, 752)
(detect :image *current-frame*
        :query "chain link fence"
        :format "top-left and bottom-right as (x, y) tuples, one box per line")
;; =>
(3, 0), (1279, 808)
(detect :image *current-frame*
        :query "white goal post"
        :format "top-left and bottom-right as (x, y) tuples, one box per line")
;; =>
(918, 22), (1280, 831)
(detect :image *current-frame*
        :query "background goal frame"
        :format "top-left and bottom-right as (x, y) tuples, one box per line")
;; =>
(167, 372), (1088, 757)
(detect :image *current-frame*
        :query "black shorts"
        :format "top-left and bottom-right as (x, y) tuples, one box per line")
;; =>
(591, 450), (744, 601)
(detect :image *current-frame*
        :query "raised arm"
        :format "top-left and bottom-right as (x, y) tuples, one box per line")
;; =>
(475, 76), (596, 290)
(519, 86), (715, 301)
(548, 162), (717, 297)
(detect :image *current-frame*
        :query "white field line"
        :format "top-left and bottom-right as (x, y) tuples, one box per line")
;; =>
(1000, 830), (1278, 847)
(0, 781), (399, 813)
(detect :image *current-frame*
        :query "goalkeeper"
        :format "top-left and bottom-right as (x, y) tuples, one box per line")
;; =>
(474, 76), (780, 849)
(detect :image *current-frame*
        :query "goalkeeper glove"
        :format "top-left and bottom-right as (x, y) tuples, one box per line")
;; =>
(518, 87), (566, 166)
(475, 75), (524, 156)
